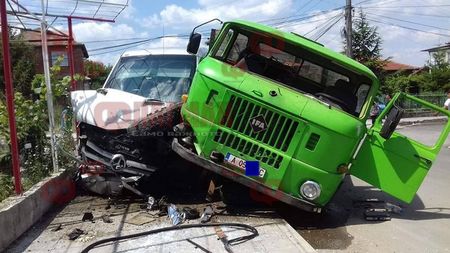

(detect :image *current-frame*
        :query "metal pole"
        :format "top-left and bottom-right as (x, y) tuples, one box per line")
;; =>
(345, 0), (353, 58)
(40, 0), (59, 172)
(67, 17), (76, 90)
(0, 0), (22, 194)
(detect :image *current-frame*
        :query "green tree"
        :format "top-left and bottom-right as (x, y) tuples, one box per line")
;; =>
(84, 60), (112, 90)
(0, 28), (36, 98)
(345, 9), (387, 76)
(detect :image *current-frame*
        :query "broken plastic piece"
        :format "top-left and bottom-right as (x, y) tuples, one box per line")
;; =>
(101, 214), (112, 223)
(68, 228), (85, 240)
(200, 206), (213, 223)
(147, 196), (156, 210)
(168, 204), (183, 226)
(82, 212), (94, 222)
(364, 208), (391, 221)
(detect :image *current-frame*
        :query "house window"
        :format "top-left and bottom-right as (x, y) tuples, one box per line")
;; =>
(51, 51), (68, 67)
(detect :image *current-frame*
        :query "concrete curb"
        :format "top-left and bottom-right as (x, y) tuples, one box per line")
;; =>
(0, 170), (76, 252)
(398, 116), (448, 126)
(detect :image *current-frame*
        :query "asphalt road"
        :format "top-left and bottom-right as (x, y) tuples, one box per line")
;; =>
(281, 122), (450, 253)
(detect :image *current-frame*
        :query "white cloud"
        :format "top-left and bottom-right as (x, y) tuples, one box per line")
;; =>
(141, 0), (295, 29)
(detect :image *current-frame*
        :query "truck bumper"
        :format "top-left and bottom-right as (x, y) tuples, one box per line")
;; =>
(171, 138), (322, 213)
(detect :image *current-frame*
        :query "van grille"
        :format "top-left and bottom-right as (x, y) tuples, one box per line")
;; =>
(220, 95), (299, 152)
(214, 129), (283, 169)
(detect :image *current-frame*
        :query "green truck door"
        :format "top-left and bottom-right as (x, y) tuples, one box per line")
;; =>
(350, 93), (450, 203)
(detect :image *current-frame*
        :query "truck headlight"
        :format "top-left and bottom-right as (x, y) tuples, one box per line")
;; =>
(300, 181), (321, 200)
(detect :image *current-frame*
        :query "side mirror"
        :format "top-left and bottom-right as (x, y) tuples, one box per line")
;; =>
(379, 105), (404, 139)
(187, 33), (202, 55)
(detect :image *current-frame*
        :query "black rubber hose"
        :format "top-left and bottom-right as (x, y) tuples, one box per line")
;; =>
(81, 222), (259, 253)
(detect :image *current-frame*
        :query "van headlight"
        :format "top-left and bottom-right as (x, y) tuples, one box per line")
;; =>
(300, 181), (321, 200)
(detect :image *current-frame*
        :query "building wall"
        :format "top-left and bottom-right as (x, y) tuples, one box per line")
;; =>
(33, 45), (86, 77)
(429, 49), (450, 64)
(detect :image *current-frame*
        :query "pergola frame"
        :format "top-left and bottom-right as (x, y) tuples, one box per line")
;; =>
(0, 0), (128, 194)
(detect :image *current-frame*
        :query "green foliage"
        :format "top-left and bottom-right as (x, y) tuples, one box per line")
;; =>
(0, 173), (14, 202)
(84, 60), (112, 90)
(345, 9), (387, 77)
(0, 30), (36, 98)
(0, 56), (75, 201)
(383, 51), (450, 94)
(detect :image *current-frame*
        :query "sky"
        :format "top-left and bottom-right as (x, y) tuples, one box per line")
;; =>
(11, 0), (450, 67)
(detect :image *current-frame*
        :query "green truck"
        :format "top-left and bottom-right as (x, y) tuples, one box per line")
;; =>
(172, 20), (450, 213)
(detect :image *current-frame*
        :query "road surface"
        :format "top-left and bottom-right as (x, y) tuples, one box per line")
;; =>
(281, 122), (450, 253)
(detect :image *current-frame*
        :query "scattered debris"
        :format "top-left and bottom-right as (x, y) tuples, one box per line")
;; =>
(51, 224), (62, 232)
(364, 208), (391, 221)
(168, 204), (184, 225)
(82, 212), (94, 222)
(68, 228), (85, 240)
(78, 231), (97, 243)
(200, 206), (214, 223)
(385, 202), (403, 214)
(101, 214), (113, 223)
(126, 212), (156, 226)
(182, 207), (200, 220)
(147, 196), (156, 210)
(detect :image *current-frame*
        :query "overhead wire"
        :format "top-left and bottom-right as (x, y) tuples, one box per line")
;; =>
(366, 12), (450, 32)
(366, 18), (450, 38)
(313, 15), (343, 41)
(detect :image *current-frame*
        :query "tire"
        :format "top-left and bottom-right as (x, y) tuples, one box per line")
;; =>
(127, 103), (182, 137)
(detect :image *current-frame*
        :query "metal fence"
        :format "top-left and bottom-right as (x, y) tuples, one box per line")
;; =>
(402, 93), (447, 118)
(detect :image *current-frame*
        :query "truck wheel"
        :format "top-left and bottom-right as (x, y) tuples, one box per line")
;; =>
(221, 180), (255, 207)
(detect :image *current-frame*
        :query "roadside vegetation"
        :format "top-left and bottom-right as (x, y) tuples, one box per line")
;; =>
(349, 10), (450, 98)
(0, 27), (113, 202)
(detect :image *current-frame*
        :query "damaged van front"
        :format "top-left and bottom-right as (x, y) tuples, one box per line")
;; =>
(71, 50), (196, 195)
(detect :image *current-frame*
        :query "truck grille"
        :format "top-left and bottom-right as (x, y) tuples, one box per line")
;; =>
(214, 129), (283, 169)
(220, 95), (299, 152)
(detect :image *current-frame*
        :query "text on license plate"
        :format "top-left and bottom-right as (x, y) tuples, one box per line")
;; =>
(224, 153), (266, 178)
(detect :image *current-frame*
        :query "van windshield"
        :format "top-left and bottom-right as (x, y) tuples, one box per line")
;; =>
(213, 27), (372, 117)
(105, 55), (196, 103)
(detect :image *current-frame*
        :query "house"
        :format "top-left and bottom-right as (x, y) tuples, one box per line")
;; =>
(383, 60), (423, 75)
(422, 42), (450, 64)
(21, 29), (89, 88)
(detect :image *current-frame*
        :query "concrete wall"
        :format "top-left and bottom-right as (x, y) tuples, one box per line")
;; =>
(0, 171), (75, 252)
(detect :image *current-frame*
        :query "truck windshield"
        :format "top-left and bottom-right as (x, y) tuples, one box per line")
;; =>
(213, 26), (371, 116)
(105, 55), (196, 103)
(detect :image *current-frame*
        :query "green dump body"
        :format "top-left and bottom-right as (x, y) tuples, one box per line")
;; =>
(176, 20), (450, 212)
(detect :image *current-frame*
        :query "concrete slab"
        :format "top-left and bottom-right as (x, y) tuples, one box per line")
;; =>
(6, 196), (315, 253)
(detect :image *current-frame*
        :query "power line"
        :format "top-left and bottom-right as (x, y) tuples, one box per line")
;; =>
(364, 4), (450, 9)
(366, 13), (450, 32)
(304, 12), (342, 37)
(366, 18), (450, 38)
(362, 9), (450, 19)
(313, 15), (343, 41)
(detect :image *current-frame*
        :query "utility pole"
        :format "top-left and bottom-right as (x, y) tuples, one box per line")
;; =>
(345, 0), (353, 58)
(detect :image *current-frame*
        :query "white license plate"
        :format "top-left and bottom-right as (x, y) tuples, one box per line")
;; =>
(224, 153), (266, 178)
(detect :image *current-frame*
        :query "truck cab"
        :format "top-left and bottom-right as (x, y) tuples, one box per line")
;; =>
(172, 20), (450, 212)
